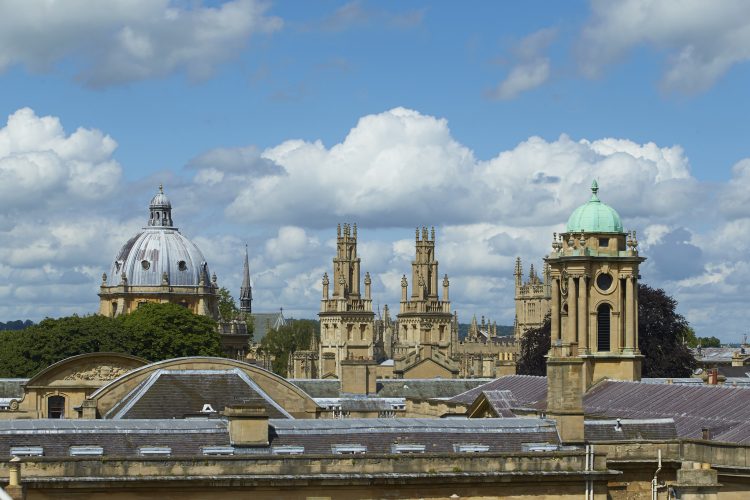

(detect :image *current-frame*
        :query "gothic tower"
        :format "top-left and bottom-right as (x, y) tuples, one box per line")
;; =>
(545, 180), (645, 443)
(514, 258), (551, 340)
(394, 227), (458, 378)
(239, 245), (252, 315)
(318, 223), (382, 379)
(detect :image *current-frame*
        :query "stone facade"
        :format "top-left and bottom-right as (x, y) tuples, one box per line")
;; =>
(317, 224), (383, 379)
(545, 181), (645, 443)
(514, 257), (551, 339)
(294, 225), (518, 382)
(393, 227), (459, 378)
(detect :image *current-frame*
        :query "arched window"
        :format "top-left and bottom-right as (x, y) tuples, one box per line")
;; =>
(597, 304), (612, 352)
(48, 395), (65, 419)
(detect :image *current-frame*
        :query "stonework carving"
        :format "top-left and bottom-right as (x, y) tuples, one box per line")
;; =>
(63, 364), (129, 382)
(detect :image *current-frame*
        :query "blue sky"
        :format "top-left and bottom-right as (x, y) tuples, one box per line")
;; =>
(1, 0), (750, 341)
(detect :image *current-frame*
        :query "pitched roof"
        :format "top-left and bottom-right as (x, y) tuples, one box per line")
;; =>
(378, 379), (493, 399)
(268, 418), (560, 454)
(584, 418), (678, 441)
(448, 375), (547, 409)
(105, 369), (292, 419)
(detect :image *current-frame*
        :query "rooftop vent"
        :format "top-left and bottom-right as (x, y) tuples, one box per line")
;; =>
(454, 444), (489, 453)
(138, 446), (171, 457)
(69, 446), (104, 457)
(272, 445), (305, 455)
(522, 443), (560, 452)
(392, 443), (426, 454)
(202, 446), (234, 456)
(332, 444), (366, 455)
(10, 446), (43, 457)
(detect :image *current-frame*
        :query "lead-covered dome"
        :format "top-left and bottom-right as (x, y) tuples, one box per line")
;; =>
(110, 186), (209, 286)
(566, 180), (623, 233)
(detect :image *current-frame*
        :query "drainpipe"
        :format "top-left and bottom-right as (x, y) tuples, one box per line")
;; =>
(651, 449), (664, 500)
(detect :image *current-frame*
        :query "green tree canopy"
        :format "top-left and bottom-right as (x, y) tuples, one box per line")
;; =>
(0, 303), (224, 378)
(218, 287), (239, 320)
(638, 284), (697, 377)
(517, 315), (551, 376)
(0, 314), (130, 377)
(682, 327), (721, 348)
(260, 319), (319, 377)
(120, 303), (223, 361)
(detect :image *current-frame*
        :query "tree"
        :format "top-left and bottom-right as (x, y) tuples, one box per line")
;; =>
(638, 284), (697, 377)
(120, 303), (224, 361)
(0, 314), (130, 377)
(682, 327), (721, 348)
(517, 315), (551, 376)
(260, 319), (319, 377)
(218, 287), (239, 320)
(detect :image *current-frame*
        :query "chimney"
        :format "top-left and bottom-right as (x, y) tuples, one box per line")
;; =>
(702, 428), (712, 440)
(223, 405), (269, 446)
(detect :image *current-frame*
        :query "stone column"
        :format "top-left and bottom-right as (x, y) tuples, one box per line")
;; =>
(625, 275), (635, 352)
(633, 276), (640, 352)
(551, 278), (560, 342)
(568, 275), (577, 344)
(578, 275), (588, 352)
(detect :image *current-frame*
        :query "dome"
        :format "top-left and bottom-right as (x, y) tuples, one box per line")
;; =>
(110, 185), (210, 287)
(149, 184), (171, 208)
(565, 180), (623, 233)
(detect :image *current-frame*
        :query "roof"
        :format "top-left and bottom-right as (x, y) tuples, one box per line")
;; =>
(0, 418), (560, 458)
(0, 419), (229, 458)
(457, 375), (750, 443)
(109, 228), (210, 287)
(449, 375), (547, 409)
(640, 378), (705, 386)
(290, 379), (341, 398)
(481, 390), (518, 417)
(314, 397), (404, 412)
(378, 379), (493, 399)
(268, 417), (560, 454)
(585, 418), (678, 441)
(104, 369), (292, 419)
(251, 312), (287, 341)
(584, 380), (750, 439)
(566, 180), (623, 233)
(0, 379), (27, 399)
(693, 347), (743, 364)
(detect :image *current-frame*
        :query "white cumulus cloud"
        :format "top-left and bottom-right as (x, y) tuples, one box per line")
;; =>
(0, 0), (282, 87)
(578, 0), (750, 93)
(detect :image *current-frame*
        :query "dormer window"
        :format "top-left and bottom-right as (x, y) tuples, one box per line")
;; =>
(178, 260), (187, 271)
(141, 260), (150, 270)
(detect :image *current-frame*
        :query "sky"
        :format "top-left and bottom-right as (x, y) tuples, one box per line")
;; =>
(1, 0), (750, 342)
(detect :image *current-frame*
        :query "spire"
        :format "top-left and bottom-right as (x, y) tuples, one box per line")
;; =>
(590, 179), (600, 201)
(239, 245), (252, 314)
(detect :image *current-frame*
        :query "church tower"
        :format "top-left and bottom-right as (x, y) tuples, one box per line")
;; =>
(318, 224), (382, 379)
(239, 246), (252, 315)
(394, 227), (458, 378)
(545, 180), (645, 443)
(514, 258), (551, 340)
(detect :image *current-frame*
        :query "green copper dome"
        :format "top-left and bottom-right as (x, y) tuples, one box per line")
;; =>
(565, 180), (623, 233)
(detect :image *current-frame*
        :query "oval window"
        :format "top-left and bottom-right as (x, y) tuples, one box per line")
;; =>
(178, 260), (187, 271)
(596, 273), (613, 291)
(141, 260), (150, 270)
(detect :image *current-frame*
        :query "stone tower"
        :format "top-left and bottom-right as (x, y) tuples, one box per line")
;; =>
(545, 180), (645, 443)
(513, 258), (551, 340)
(239, 245), (252, 315)
(318, 223), (382, 379)
(394, 227), (458, 378)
